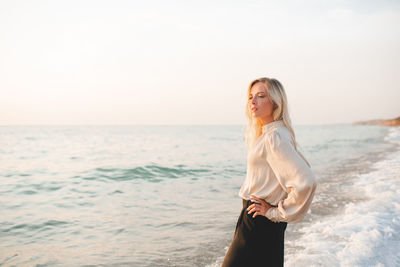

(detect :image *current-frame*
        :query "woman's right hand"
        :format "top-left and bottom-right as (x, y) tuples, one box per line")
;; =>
(247, 195), (271, 218)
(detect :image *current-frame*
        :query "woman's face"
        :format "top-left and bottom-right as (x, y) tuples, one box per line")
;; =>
(249, 82), (275, 125)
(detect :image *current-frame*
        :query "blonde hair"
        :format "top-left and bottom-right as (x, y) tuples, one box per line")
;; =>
(245, 77), (311, 167)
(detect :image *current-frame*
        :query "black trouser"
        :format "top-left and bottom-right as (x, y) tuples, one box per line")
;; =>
(222, 199), (288, 267)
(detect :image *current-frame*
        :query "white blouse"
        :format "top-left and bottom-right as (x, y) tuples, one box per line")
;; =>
(238, 120), (317, 223)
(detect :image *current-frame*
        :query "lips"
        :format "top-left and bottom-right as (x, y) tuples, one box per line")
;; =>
(251, 107), (257, 112)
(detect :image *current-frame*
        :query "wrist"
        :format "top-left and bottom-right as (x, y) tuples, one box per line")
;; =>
(265, 205), (274, 217)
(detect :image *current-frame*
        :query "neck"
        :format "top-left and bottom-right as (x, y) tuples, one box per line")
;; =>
(259, 117), (274, 126)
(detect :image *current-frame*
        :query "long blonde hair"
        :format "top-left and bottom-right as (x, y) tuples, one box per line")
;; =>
(245, 77), (311, 167)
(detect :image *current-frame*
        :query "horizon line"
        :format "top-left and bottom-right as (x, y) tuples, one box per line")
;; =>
(0, 122), (355, 127)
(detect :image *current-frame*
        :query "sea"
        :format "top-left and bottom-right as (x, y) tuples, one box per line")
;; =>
(1, 124), (399, 267)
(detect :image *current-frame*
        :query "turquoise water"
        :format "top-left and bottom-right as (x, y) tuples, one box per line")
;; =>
(1, 125), (399, 266)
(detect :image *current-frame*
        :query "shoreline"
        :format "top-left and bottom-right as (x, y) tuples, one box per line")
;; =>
(353, 116), (400, 126)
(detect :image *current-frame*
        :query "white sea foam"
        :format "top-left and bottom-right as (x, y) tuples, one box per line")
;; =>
(385, 126), (400, 144)
(285, 127), (400, 267)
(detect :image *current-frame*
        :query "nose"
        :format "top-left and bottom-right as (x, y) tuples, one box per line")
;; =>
(251, 97), (256, 106)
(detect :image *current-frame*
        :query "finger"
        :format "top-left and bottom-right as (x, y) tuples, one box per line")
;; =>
(250, 205), (260, 213)
(246, 204), (255, 211)
(248, 203), (259, 210)
(251, 195), (267, 206)
(247, 207), (257, 214)
(252, 212), (261, 218)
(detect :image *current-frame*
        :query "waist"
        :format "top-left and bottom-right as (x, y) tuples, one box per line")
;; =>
(242, 198), (277, 209)
(238, 185), (287, 206)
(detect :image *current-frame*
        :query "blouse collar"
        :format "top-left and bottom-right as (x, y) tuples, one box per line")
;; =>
(262, 120), (284, 134)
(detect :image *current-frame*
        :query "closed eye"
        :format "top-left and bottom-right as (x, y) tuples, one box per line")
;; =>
(249, 94), (265, 100)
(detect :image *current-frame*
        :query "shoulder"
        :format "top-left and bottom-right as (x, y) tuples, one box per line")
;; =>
(264, 125), (293, 149)
(264, 126), (300, 163)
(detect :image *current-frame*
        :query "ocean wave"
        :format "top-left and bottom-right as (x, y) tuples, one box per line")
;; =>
(284, 129), (400, 267)
(2, 220), (70, 235)
(79, 164), (212, 183)
(385, 126), (400, 144)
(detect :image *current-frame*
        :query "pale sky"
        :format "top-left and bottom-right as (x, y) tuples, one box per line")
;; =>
(1, 0), (399, 125)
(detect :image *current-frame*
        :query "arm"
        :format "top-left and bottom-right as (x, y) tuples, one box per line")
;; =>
(264, 130), (317, 223)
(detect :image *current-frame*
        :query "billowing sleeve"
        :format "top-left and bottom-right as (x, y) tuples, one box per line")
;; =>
(264, 130), (317, 223)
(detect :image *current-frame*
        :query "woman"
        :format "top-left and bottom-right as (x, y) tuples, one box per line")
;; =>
(222, 77), (317, 267)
